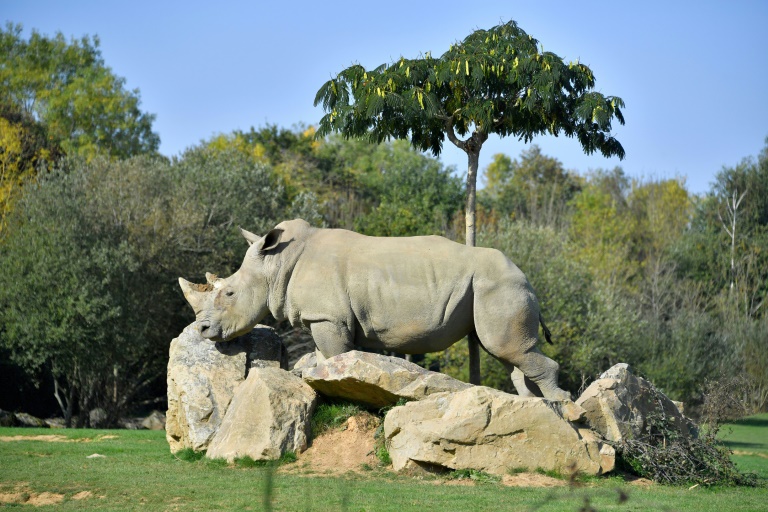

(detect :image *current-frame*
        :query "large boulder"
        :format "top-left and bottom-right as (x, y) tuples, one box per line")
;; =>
(0, 409), (18, 427)
(141, 410), (167, 430)
(166, 324), (286, 453)
(14, 412), (45, 428)
(575, 363), (696, 443)
(206, 368), (317, 462)
(384, 386), (615, 476)
(302, 351), (472, 408)
(89, 408), (108, 428)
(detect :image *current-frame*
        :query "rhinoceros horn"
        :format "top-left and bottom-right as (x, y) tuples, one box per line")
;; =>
(205, 272), (220, 287)
(178, 277), (213, 310)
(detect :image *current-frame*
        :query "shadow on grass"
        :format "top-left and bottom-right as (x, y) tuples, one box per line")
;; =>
(731, 418), (768, 428)
(722, 440), (765, 450)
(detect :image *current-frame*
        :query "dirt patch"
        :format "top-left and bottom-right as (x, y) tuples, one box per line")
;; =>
(282, 413), (381, 475)
(0, 434), (117, 443)
(0, 485), (66, 506)
(627, 477), (654, 487)
(732, 450), (768, 459)
(501, 473), (568, 487)
(0, 492), (27, 504)
(27, 492), (65, 506)
(72, 490), (93, 500)
(0, 434), (72, 442)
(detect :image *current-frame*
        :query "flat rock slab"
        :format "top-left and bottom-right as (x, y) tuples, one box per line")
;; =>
(302, 351), (472, 408)
(384, 386), (615, 476)
(575, 363), (696, 443)
(206, 368), (317, 462)
(166, 324), (285, 453)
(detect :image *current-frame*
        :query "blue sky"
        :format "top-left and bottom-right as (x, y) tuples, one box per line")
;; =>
(4, 0), (767, 194)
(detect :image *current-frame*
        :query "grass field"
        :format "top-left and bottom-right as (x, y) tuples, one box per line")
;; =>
(0, 414), (766, 511)
(720, 413), (768, 480)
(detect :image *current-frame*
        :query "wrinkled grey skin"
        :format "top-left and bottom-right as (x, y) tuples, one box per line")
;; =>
(179, 219), (570, 401)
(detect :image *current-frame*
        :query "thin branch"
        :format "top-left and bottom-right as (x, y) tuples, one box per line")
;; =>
(444, 118), (467, 151)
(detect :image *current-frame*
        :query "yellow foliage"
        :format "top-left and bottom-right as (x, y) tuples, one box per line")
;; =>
(301, 125), (321, 151)
(206, 134), (269, 163)
(569, 186), (638, 287)
(628, 178), (692, 263)
(0, 118), (34, 232)
(251, 143), (267, 161)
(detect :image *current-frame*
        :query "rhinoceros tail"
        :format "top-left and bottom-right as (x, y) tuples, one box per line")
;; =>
(539, 314), (553, 344)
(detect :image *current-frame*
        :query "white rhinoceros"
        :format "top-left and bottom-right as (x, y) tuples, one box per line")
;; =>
(179, 219), (570, 401)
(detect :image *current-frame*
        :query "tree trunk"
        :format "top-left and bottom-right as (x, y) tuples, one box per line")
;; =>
(466, 148), (481, 385)
(465, 150), (479, 247)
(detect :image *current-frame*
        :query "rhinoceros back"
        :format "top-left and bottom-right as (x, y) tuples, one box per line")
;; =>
(276, 222), (531, 353)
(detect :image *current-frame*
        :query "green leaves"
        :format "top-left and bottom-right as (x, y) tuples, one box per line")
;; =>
(0, 23), (159, 160)
(0, 147), (300, 421)
(315, 19), (625, 161)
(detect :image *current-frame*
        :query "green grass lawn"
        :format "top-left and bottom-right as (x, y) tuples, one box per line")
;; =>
(0, 416), (766, 511)
(720, 412), (768, 480)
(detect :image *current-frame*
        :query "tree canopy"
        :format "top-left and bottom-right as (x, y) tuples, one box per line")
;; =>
(0, 23), (159, 161)
(315, 20), (625, 161)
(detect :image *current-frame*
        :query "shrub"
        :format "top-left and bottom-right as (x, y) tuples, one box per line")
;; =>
(617, 385), (756, 486)
(310, 400), (364, 438)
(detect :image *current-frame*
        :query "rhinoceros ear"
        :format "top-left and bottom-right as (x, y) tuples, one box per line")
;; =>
(239, 227), (261, 246)
(257, 228), (284, 253)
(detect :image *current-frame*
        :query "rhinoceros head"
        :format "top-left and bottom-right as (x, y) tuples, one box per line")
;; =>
(178, 227), (283, 341)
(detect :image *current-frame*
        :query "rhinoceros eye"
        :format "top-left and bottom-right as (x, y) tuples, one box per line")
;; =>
(224, 290), (235, 297)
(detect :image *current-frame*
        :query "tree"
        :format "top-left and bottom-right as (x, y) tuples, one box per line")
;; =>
(315, 20), (625, 383)
(0, 101), (63, 232)
(481, 145), (581, 227)
(0, 23), (159, 160)
(354, 140), (464, 237)
(569, 168), (637, 287)
(0, 146), (305, 426)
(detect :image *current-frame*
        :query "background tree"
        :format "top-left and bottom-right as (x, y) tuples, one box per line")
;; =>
(315, 19), (625, 384)
(0, 23), (159, 161)
(353, 140), (464, 237)
(203, 127), (464, 235)
(0, 101), (63, 232)
(480, 145), (581, 227)
(0, 146), (305, 426)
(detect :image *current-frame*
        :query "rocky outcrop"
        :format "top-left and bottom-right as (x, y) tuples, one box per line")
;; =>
(384, 386), (615, 476)
(302, 351), (472, 408)
(166, 323), (286, 453)
(206, 368), (317, 462)
(575, 363), (695, 443)
(293, 352), (317, 372)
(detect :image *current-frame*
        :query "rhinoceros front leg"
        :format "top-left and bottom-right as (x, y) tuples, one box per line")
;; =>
(309, 321), (355, 360)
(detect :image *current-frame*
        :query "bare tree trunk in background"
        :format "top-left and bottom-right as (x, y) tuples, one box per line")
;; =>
(718, 189), (747, 292)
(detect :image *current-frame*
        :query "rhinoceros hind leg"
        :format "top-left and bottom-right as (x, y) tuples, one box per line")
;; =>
(504, 346), (571, 401)
(310, 321), (354, 360)
(479, 328), (571, 401)
(511, 367), (541, 397)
